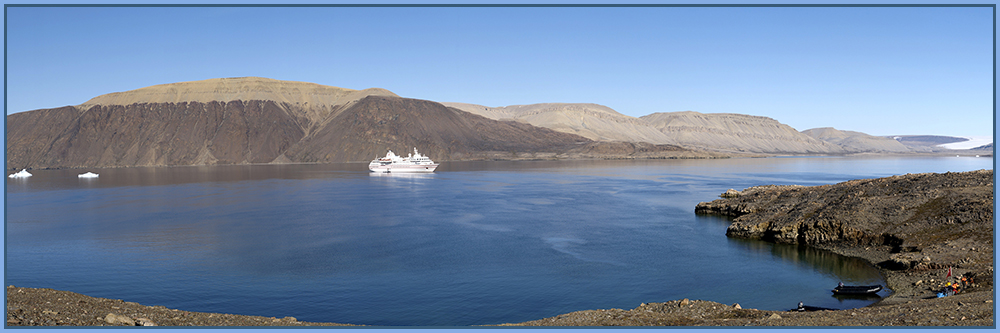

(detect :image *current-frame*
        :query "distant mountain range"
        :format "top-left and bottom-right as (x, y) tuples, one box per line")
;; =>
(6, 77), (701, 170)
(446, 102), (980, 155)
(5, 77), (992, 170)
(800, 127), (910, 153)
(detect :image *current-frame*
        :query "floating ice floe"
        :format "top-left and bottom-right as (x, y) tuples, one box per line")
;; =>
(78, 172), (99, 178)
(8, 169), (32, 178)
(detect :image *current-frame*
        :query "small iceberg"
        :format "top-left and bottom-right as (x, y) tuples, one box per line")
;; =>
(78, 172), (99, 178)
(8, 169), (32, 178)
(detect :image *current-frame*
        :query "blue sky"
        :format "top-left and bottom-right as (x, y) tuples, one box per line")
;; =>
(4, 4), (995, 137)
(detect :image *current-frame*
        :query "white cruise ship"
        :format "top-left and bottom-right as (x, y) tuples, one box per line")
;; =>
(369, 148), (439, 173)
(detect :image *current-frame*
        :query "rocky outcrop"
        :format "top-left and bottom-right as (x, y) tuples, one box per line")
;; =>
(692, 169), (994, 323)
(801, 127), (911, 153)
(640, 111), (846, 154)
(695, 170), (994, 268)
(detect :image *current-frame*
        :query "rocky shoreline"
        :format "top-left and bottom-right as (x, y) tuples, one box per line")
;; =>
(509, 169), (995, 326)
(7, 170), (995, 327)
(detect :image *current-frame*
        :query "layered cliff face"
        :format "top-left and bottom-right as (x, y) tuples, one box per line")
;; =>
(442, 102), (677, 145)
(801, 127), (911, 153)
(640, 111), (846, 154)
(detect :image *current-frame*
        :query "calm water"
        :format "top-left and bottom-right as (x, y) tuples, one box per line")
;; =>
(5, 156), (992, 326)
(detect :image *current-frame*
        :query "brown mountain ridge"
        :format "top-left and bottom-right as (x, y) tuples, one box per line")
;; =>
(7, 77), (703, 170)
(441, 102), (933, 155)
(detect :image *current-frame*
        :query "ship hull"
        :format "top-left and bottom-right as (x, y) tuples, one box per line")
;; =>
(369, 164), (438, 173)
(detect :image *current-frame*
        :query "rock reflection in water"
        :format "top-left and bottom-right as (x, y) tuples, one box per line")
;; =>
(727, 239), (886, 285)
(697, 214), (887, 309)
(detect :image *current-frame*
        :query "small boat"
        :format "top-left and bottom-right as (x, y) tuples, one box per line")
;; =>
(78, 172), (99, 178)
(832, 285), (882, 295)
(368, 148), (439, 173)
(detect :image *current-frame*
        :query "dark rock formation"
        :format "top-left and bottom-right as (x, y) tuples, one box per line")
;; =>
(696, 170), (993, 249)
(693, 169), (994, 322)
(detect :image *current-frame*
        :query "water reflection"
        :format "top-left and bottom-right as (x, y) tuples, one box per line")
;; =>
(695, 214), (886, 287)
(368, 172), (436, 179)
(696, 214), (888, 309)
(831, 293), (883, 302)
(726, 238), (885, 286)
